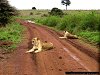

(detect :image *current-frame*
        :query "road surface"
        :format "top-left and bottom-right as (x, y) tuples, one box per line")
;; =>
(0, 19), (99, 75)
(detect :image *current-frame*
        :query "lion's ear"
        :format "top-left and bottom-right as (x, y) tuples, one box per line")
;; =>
(36, 37), (39, 40)
(65, 31), (67, 32)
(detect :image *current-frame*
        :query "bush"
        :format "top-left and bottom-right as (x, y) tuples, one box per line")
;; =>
(35, 11), (100, 45)
(37, 11), (100, 32)
(32, 7), (36, 10)
(41, 14), (48, 17)
(41, 16), (60, 27)
(0, 21), (25, 51)
(0, 0), (17, 26)
(80, 13), (100, 31)
(49, 8), (63, 16)
(30, 12), (33, 15)
(55, 18), (67, 30)
(56, 15), (82, 32)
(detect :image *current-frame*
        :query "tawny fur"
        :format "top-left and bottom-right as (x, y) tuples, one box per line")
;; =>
(59, 31), (78, 39)
(25, 20), (35, 23)
(26, 37), (54, 53)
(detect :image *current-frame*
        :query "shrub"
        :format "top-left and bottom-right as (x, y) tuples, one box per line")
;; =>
(0, 21), (25, 51)
(35, 10), (100, 45)
(55, 18), (67, 30)
(30, 12), (33, 15)
(80, 13), (100, 31)
(0, 0), (17, 26)
(49, 8), (64, 16)
(41, 14), (48, 17)
(32, 7), (36, 10)
(42, 16), (60, 27)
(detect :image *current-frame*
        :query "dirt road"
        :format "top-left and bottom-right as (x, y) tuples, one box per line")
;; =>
(0, 19), (99, 75)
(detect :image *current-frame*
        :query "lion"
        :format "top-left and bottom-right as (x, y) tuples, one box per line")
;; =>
(26, 37), (54, 53)
(59, 31), (78, 39)
(25, 20), (35, 23)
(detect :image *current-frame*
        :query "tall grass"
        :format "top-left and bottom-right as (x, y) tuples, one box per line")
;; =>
(76, 31), (100, 44)
(0, 21), (25, 52)
(36, 11), (100, 45)
(39, 16), (60, 27)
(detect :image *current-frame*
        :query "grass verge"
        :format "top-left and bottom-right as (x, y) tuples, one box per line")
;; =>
(77, 31), (100, 45)
(35, 12), (100, 46)
(0, 21), (25, 53)
(18, 10), (100, 47)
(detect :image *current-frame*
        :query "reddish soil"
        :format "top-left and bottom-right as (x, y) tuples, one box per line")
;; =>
(0, 19), (99, 75)
(0, 41), (13, 47)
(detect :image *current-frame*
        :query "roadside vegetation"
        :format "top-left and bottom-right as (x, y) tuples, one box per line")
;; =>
(0, 21), (25, 52)
(0, 0), (25, 52)
(31, 10), (100, 46)
(1, 0), (98, 52)
(0, 0), (18, 27)
(18, 9), (100, 46)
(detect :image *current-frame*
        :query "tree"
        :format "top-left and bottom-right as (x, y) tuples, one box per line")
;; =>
(0, 0), (17, 26)
(32, 7), (36, 10)
(49, 8), (63, 16)
(61, 0), (71, 10)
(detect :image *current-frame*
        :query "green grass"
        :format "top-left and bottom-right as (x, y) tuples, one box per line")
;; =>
(18, 10), (49, 20)
(0, 21), (25, 52)
(77, 31), (100, 45)
(34, 10), (100, 45)
(18, 10), (100, 46)
(38, 16), (60, 27)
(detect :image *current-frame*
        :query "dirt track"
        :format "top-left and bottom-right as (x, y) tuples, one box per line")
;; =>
(0, 19), (99, 75)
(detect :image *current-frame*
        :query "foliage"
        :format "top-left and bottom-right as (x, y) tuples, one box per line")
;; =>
(30, 12), (33, 15)
(32, 7), (36, 10)
(61, 0), (71, 10)
(49, 8), (63, 16)
(35, 10), (100, 45)
(37, 16), (60, 27)
(0, 21), (25, 51)
(77, 31), (100, 45)
(0, 0), (17, 26)
(18, 10), (100, 45)
(80, 12), (100, 31)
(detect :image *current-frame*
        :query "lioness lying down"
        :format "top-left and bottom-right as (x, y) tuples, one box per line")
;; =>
(26, 37), (54, 53)
(59, 31), (78, 39)
(25, 20), (35, 23)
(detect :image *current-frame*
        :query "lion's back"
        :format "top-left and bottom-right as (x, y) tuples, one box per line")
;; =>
(42, 42), (53, 50)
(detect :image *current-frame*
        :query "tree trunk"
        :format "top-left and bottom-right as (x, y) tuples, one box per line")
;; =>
(66, 5), (67, 10)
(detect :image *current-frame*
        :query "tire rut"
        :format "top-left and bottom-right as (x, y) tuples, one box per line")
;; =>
(0, 19), (98, 75)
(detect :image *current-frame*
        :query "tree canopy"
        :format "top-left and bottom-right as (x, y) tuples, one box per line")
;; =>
(0, 0), (17, 26)
(32, 7), (36, 10)
(61, 0), (71, 10)
(49, 8), (63, 16)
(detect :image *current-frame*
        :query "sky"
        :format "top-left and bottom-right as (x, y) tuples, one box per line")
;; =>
(8, 0), (100, 10)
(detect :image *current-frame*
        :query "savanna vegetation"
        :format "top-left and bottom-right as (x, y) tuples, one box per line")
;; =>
(36, 10), (100, 46)
(0, 0), (25, 52)
(0, 0), (99, 52)
(0, 0), (17, 26)
(0, 21), (25, 52)
(61, 0), (71, 10)
(18, 9), (100, 46)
